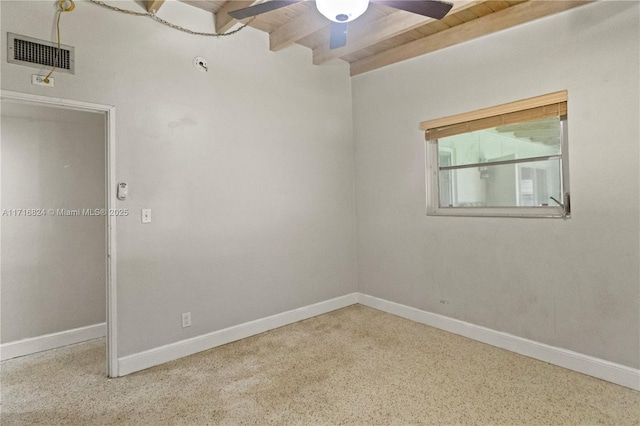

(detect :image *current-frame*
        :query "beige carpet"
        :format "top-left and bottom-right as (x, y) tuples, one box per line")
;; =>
(1, 305), (639, 425)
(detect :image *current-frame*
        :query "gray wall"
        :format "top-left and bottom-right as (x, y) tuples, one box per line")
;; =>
(2, 0), (637, 371)
(1, 103), (106, 343)
(352, 1), (640, 368)
(1, 1), (357, 356)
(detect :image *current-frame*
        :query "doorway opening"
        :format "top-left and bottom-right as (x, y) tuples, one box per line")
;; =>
(0, 91), (117, 377)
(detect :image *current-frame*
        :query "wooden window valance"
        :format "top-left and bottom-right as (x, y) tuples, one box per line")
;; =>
(421, 91), (568, 141)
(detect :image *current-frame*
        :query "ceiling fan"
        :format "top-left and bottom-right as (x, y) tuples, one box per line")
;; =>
(228, 0), (454, 49)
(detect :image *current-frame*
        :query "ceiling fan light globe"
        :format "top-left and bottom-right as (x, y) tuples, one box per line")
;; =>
(316, 0), (369, 23)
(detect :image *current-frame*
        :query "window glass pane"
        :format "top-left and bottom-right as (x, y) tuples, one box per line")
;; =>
(438, 151), (453, 207)
(438, 116), (561, 168)
(439, 159), (561, 208)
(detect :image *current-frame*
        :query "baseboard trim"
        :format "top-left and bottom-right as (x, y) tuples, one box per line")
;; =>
(357, 294), (640, 391)
(118, 293), (359, 376)
(116, 291), (639, 390)
(0, 323), (106, 361)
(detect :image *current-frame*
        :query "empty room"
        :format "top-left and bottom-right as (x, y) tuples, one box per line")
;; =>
(1, 0), (639, 424)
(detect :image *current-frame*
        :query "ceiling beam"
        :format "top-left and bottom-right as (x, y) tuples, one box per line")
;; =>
(350, 0), (591, 76)
(270, 8), (329, 51)
(216, 1), (257, 33)
(513, 129), (559, 138)
(312, 0), (480, 65)
(178, 0), (217, 14)
(146, 0), (165, 13)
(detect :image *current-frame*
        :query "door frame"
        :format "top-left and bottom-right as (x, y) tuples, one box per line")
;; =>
(1, 90), (118, 377)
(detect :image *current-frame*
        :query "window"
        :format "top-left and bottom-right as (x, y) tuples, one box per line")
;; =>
(422, 91), (570, 218)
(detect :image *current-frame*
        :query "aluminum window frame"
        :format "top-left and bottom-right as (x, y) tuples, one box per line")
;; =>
(425, 115), (570, 218)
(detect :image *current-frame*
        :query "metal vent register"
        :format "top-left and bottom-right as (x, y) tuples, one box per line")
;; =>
(7, 33), (75, 74)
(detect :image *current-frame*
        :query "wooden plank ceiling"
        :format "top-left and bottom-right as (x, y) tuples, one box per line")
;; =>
(150, 0), (590, 76)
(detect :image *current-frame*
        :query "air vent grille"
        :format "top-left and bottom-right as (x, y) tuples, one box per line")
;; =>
(7, 33), (75, 75)
(15, 38), (71, 69)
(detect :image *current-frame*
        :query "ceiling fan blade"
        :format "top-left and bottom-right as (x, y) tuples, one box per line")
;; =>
(372, 0), (453, 19)
(329, 22), (348, 49)
(228, 1), (303, 20)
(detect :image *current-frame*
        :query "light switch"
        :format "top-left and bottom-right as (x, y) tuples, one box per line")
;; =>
(141, 209), (151, 223)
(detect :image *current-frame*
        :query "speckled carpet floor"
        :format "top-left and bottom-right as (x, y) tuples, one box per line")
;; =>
(1, 305), (639, 425)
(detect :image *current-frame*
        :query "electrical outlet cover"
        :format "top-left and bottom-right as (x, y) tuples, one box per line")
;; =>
(32, 74), (54, 87)
(181, 312), (191, 328)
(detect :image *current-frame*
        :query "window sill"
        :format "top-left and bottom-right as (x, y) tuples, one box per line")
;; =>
(427, 206), (569, 219)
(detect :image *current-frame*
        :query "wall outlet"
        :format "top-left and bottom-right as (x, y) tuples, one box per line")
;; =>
(181, 312), (191, 328)
(32, 75), (54, 87)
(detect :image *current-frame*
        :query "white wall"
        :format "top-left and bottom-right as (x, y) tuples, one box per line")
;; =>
(352, 1), (640, 368)
(1, 0), (357, 357)
(1, 103), (106, 343)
